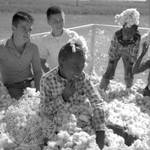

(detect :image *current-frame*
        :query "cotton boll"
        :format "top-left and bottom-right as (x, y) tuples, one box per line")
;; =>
(0, 133), (17, 150)
(131, 139), (149, 150)
(47, 141), (57, 149)
(74, 127), (82, 133)
(78, 114), (90, 123)
(23, 87), (40, 98)
(57, 131), (70, 146)
(2, 87), (42, 145)
(72, 131), (91, 150)
(128, 127), (145, 138)
(64, 141), (74, 148)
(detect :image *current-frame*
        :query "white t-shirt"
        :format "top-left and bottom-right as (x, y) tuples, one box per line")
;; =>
(32, 28), (78, 70)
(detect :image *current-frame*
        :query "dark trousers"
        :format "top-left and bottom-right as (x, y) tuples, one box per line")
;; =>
(5, 80), (32, 100)
(143, 86), (150, 96)
(100, 55), (133, 90)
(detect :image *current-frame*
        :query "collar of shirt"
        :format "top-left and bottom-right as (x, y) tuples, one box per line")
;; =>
(48, 28), (69, 41)
(5, 36), (30, 57)
(116, 29), (141, 46)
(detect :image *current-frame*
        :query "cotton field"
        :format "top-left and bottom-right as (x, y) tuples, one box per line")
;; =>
(0, 76), (150, 150)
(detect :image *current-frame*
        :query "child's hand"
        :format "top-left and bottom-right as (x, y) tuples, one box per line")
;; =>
(96, 130), (105, 150)
(141, 42), (149, 56)
(62, 80), (76, 102)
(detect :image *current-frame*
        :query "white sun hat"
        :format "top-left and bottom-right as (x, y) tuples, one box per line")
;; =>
(114, 8), (140, 28)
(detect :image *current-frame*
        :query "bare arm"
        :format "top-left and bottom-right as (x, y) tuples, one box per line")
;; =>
(133, 42), (150, 74)
(31, 45), (42, 91)
(84, 79), (105, 149)
(85, 79), (105, 131)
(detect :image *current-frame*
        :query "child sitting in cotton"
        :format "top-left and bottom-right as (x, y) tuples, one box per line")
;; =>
(40, 36), (106, 150)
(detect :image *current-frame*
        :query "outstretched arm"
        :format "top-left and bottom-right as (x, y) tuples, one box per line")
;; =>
(132, 42), (150, 74)
(85, 79), (105, 149)
(31, 45), (42, 91)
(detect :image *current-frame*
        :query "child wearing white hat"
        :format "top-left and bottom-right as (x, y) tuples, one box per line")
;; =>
(100, 8), (141, 90)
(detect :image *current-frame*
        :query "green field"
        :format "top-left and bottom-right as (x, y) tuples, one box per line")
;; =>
(0, 0), (149, 15)
(0, 13), (149, 39)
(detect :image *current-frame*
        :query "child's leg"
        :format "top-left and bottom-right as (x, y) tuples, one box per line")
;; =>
(100, 58), (120, 90)
(122, 56), (133, 88)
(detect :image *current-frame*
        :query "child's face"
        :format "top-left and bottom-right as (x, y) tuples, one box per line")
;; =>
(12, 20), (32, 44)
(122, 25), (137, 41)
(47, 13), (65, 33)
(61, 53), (85, 80)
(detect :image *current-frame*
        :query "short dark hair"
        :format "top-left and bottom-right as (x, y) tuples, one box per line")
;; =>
(46, 6), (64, 20)
(12, 11), (34, 27)
(58, 42), (85, 64)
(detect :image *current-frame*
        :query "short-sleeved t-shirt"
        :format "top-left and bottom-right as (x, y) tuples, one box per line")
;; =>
(32, 28), (78, 70)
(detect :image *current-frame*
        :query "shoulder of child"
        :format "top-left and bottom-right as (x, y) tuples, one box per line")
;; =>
(42, 67), (58, 81)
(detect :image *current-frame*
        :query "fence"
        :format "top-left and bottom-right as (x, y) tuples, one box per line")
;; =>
(31, 24), (149, 83)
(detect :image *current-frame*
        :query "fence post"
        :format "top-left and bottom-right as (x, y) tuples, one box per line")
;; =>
(87, 24), (97, 75)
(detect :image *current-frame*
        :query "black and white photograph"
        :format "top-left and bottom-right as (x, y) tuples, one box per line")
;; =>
(0, 0), (149, 150)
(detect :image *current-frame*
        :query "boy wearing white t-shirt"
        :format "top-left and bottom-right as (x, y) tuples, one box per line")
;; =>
(33, 6), (78, 73)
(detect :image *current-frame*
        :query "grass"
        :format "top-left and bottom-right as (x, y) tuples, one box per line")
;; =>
(0, 0), (149, 15)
